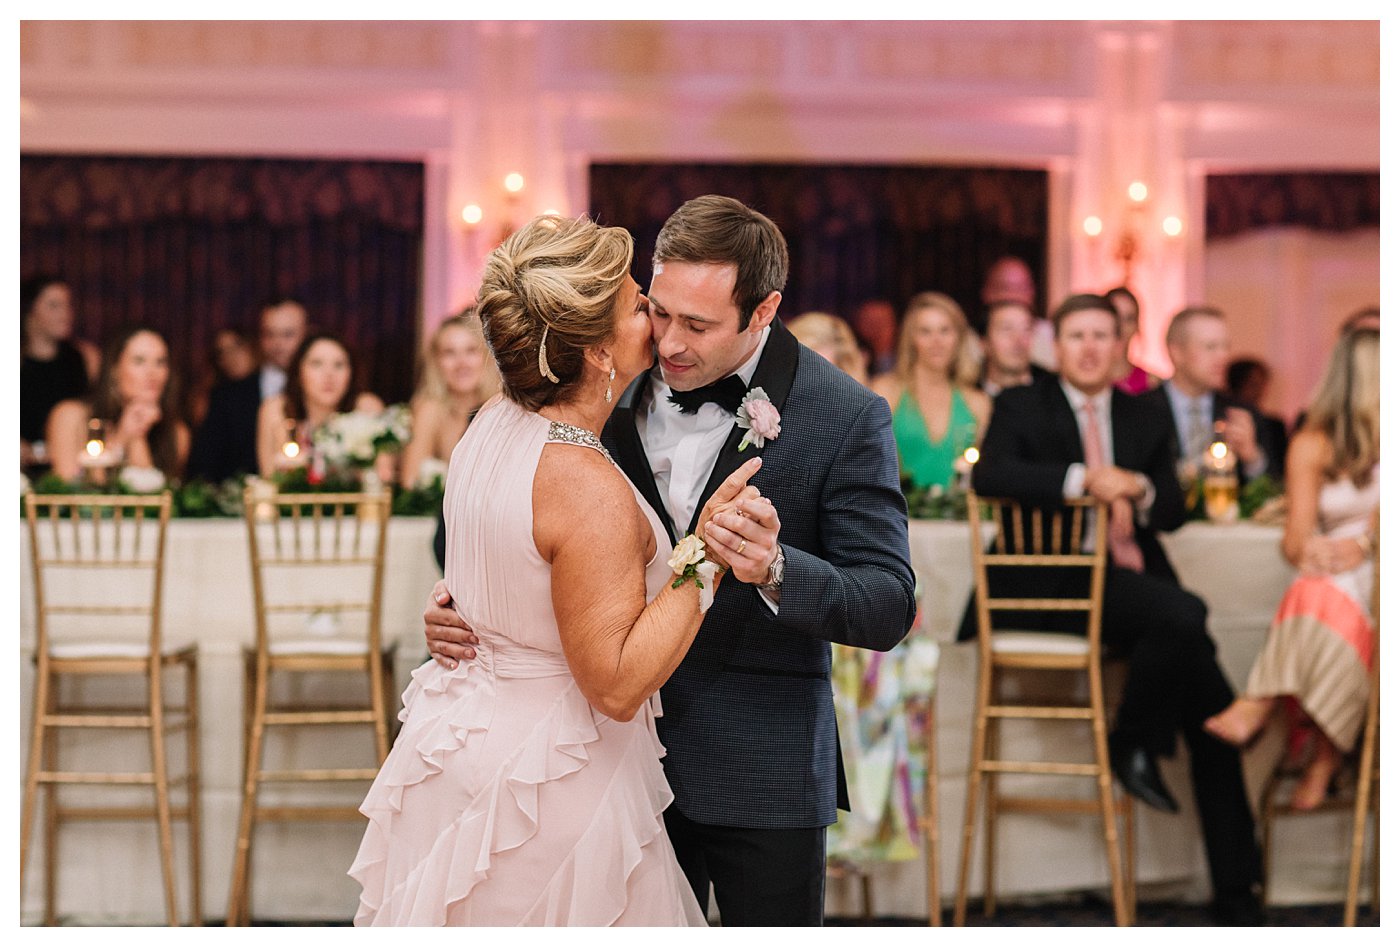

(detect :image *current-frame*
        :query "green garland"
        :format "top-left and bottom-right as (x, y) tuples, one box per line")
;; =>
(21, 471), (446, 520)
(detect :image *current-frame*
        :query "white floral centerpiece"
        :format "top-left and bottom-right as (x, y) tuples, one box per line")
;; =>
(117, 466), (168, 494)
(309, 404), (411, 487)
(413, 457), (448, 491)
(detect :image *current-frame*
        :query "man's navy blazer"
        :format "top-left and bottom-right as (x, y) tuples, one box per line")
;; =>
(603, 318), (917, 829)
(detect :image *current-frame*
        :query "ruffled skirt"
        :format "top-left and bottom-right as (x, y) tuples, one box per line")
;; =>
(349, 654), (707, 926)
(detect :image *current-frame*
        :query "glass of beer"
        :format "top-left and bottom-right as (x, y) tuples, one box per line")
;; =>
(1202, 472), (1239, 523)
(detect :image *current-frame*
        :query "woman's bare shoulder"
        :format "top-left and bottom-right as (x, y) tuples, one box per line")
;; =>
(48, 398), (90, 425)
(1288, 428), (1331, 467)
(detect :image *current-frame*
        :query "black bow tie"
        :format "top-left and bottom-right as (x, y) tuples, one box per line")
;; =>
(667, 374), (749, 415)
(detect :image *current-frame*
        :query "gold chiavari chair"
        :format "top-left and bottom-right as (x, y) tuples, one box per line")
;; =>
(1344, 525), (1379, 926)
(953, 495), (1135, 927)
(226, 488), (393, 926)
(20, 491), (202, 926)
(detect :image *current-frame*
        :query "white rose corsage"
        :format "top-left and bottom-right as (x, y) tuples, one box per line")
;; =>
(668, 533), (723, 613)
(736, 387), (781, 452)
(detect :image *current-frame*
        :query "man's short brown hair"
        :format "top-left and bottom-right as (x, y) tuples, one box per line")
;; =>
(652, 195), (789, 330)
(1050, 293), (1119, 337)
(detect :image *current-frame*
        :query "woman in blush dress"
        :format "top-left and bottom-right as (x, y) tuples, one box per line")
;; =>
(1205, 326), (1379, 810)
(350, 215), (759, 926)
(398, 308), (500, 489)
(872, 292), (990, 491)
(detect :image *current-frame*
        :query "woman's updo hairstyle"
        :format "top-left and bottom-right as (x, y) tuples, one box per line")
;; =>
(477, 214), (634, 411)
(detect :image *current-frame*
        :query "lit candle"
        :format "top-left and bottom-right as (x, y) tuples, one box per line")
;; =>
(955, 446), (980, 492)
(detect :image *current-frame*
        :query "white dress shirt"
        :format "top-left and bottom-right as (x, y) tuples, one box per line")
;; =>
(636, 326), (778, 611)
(260, 364), (288, 402)
(1060, 380), (1155, 530)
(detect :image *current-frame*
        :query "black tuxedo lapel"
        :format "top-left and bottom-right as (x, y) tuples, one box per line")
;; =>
(685, 319), (801, 537)
(1043, 378), (1086, 465)
(605, 370), (678, 545)
(1110, 389), (1135, 466)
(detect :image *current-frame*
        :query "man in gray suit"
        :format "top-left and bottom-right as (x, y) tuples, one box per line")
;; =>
(424, 196), (916, 925)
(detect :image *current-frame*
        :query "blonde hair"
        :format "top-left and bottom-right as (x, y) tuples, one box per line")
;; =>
(895, 292), (981, 388)
(477, 215), (634, 411)
(787, 311), (868, 385)
(1302, 326), (1379, 486)
(416, 309), (500, 406)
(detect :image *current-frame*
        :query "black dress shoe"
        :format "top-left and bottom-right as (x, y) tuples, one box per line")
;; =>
(1109, 741), (1179, 813)
(1210, 889), (1265, 926)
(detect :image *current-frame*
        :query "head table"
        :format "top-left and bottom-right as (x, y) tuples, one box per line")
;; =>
(20, 516), (1352, 924)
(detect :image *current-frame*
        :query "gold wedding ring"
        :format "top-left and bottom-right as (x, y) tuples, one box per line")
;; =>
(736, 539), (748, 555)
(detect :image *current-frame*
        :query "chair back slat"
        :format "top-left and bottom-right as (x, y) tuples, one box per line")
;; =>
(242, 488), (391, 659)
(24, 492), (172, 658)
(966, 494), (1109, 654)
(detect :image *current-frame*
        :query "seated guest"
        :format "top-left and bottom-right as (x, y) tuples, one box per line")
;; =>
(45, 325), (189, 482)
(1294, 307), (1379, 431)
(1140, 305), (1281, 483)
(399, 309), (500, 488)
(963, 293), (1262, 925)
(189, 327), (258, 428)
(852, 298), (899, 377)
(1226, 357), (1289, 475)
(788, 311), (869, 386)
(21, 275), (101, 472)
(978, 300), (1051, 397)
(1206, 326), (1379, 810)
(981, 255), (1055, 371)
(873, 292), (990, 491)
(256, 331), (385, 479)
(188, 297), (308, 482)
(1104, 286), (1160, 395)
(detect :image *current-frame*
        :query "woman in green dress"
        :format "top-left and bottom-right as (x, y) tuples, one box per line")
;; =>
(873, 292), (991, 491)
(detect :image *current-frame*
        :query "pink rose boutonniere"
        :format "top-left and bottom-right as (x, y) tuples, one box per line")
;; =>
(736, 387), (781, 451)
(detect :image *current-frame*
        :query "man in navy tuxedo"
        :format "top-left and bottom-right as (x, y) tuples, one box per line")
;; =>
(187, 298), (307, 481)
(964, 293), (1263, 925)
(424, 196), (917, 925)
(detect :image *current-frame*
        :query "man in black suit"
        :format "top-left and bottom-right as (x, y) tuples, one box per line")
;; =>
(187, 298), (307, 481)
(979, 300), (1054, 397)
(965, 293), (1263, 925)
(1140, 305), (1282, 485)
(423, 196), (917, 925)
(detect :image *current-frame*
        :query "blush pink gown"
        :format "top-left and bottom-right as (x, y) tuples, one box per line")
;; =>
(350, 396), (706, 926)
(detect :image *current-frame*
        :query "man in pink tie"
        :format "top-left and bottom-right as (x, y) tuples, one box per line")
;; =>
(962, 293), (1264, 925)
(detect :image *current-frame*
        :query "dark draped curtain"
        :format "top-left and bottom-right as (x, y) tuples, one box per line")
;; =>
(589, 163), (1048, 331)
(20, 154), (425, 409)
(1205, 172), (1379, 240)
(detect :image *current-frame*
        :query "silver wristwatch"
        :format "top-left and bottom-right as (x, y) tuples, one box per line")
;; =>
(758, 544), (785, 592)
